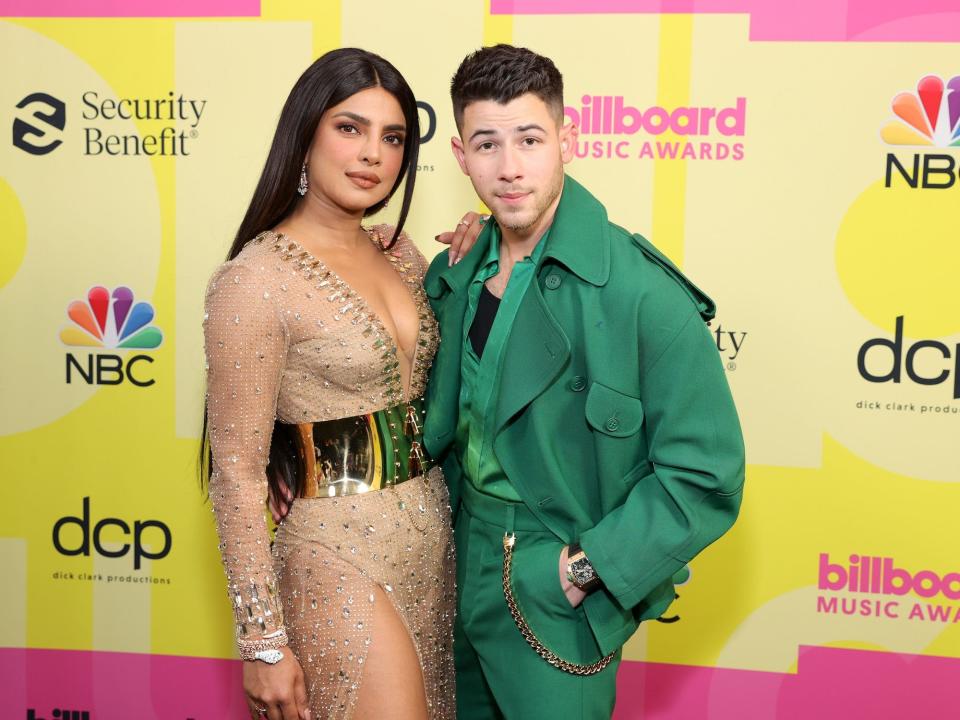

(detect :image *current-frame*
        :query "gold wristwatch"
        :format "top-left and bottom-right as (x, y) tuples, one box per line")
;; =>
(566, 542), (602, 592)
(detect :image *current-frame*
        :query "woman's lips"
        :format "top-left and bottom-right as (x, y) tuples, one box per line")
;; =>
(346, 171), (381, 189)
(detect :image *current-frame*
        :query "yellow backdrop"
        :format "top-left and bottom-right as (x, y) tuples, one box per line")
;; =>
(2, 1), (958, 718)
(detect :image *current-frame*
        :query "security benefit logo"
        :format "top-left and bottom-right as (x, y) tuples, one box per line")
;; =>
(12, 90), (206, 156)
(12, 92), (66, 155)
(882, 75), (960, 189)
(712, 320), (747, 372)
(817, 553), (960, 625)
(60, 286), (163, 387)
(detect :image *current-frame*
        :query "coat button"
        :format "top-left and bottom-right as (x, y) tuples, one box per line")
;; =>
(544, 274), (562, 290)
(569, 376), (586, 392)
(605, 417), (620, 432)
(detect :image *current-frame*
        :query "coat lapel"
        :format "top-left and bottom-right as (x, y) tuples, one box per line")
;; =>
(423, 226), (494, 457)
(493, 280), (571, 433)
(492, 175), (611, 433)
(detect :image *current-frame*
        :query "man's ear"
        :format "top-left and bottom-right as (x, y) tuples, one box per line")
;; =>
(559, 122), (578, 164)
(451, 136), (469, 175)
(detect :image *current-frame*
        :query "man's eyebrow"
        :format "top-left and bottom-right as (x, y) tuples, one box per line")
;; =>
(516, 124), (547, 134)
(468, 128), (498, 142)
(333, 111), (406, 133)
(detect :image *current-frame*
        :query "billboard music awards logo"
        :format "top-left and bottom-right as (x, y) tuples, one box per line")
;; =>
(60, 286), (163, 387)
(12, 90), (207, 156)
(882, 75), (960, 188)
(816, 553), (960, 624)
(564, 95), (746, 161)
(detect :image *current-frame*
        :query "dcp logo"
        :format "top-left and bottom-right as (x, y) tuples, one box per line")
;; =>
(13, 92), (66, 155)
(53, 497), (172, 570)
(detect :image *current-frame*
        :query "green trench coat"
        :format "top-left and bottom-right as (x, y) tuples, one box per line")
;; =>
(423, 175), (746, 656)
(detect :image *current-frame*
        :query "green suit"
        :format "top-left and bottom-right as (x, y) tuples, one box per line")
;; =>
(424, 175), (745, 718)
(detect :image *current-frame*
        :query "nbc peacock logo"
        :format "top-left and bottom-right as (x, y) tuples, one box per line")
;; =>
(881, 75), (960, 147)
(61, 286), (162, 387)
(882, 75), (960, 189)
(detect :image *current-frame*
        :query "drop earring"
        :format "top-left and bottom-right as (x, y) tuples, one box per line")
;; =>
(298, 163), (308, 196)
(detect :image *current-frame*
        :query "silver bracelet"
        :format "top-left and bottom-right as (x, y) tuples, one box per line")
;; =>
(237, 629), (288, 661)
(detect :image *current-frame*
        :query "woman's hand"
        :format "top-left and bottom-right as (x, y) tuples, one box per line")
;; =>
(435, 211), (489, 266)
(243, 649), (311, 720)
(267, 473), (294, 524)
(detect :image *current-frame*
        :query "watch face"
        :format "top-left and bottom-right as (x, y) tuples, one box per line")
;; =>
(255, 649), (284, 664)
(571, 557), (597, 585)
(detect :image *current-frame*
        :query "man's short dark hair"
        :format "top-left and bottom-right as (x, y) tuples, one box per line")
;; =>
(450, 44), (564, 130)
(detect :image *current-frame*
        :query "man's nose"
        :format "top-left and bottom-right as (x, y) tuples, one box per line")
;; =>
(498, 145), (522, 182)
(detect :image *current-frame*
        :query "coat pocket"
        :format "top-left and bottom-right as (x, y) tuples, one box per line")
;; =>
(584, 382), (644, 437)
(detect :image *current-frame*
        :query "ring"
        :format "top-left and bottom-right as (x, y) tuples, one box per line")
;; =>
(458, 219), (470, 227)
(478, 215), (489, 226)
(255, 706), (267, 716)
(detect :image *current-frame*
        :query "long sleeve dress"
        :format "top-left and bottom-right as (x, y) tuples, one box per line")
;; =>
(203, 227), (455, 719)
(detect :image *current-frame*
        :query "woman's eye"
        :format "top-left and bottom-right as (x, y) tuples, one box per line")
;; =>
(338, 124), (359, 134)
(384, 134), (404, 145)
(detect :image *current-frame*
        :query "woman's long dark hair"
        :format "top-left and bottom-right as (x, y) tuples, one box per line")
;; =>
(199, 48), (421, 498)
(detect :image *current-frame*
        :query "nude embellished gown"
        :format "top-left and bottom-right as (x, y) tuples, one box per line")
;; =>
(203, 227), (456, 719)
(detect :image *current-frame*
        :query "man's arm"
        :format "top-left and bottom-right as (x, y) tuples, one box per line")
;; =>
(578, 307), (745, 611)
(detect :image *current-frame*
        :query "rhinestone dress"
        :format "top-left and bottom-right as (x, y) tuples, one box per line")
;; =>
(203, 226), (455, 719)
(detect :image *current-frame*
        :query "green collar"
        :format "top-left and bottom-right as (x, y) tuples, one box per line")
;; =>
(539, 174), (609, 287)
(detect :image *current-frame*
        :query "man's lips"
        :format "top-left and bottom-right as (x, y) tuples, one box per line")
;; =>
(497, 191), (530, 203)
(346, 171), (381, 188)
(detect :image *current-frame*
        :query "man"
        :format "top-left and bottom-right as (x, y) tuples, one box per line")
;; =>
(423, 44), (745, 719)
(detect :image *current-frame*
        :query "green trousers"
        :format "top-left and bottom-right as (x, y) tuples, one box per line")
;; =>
(454, 481), (621, 720)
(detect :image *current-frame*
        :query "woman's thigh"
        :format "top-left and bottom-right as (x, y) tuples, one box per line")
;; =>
(352, 584), (428, 720)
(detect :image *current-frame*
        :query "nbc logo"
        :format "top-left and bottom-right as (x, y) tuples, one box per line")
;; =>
(61, 286), (162, 387)
(881, 75), (960, 147)
(883, 75), (960, 189)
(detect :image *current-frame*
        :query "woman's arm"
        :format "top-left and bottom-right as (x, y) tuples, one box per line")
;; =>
(204, 258), (289, 654)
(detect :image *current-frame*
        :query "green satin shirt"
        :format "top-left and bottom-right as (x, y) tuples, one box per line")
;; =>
(455, 222), (549, 502)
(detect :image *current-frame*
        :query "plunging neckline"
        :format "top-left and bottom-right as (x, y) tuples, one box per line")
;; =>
(269, 229), (424, 401)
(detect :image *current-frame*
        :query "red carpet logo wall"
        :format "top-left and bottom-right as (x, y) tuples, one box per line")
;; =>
(2, 2), (960, 719)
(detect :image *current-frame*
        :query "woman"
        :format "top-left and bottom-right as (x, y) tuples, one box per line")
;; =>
(201, 48), (476, 720)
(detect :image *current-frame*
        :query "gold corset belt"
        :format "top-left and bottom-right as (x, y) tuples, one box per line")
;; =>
(287, 399), (431, 498)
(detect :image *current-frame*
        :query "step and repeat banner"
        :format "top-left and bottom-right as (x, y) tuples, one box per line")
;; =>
(2, 1), (959, 718)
